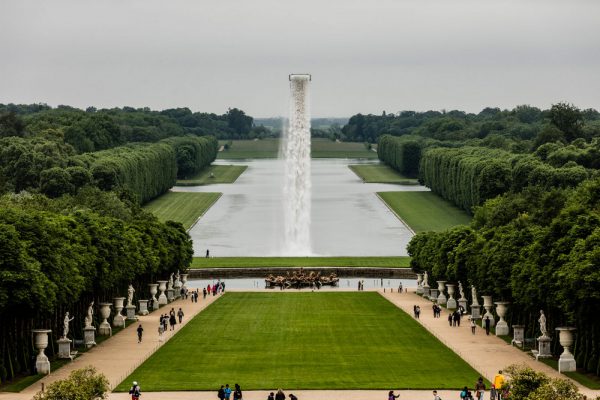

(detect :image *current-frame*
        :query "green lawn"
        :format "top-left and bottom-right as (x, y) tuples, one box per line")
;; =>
(217, 139), (377, 159)
(143, 192), (221, 230)
(191, 256), (410, 269)
(116, 292), (481, 391)
(176, 165), (248, 186)
(378, 191), (471, 232)
(349, 164), (418, 184)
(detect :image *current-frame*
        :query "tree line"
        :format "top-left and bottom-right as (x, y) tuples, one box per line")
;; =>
(0, 189), (192, 383)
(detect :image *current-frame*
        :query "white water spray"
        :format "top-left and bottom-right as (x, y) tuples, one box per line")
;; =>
(281, 74), (312, 255)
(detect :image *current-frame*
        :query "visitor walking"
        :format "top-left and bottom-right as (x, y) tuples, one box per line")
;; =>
(275, 389), (286, 400)
(416, 305), (421, 319)
(206, 249), (210, 258)
(218, 385), (225, 400)
(493, 371), (505, 400)
(432, 390), (441, 400)
(460, 387), (473, 399)
(233, 383), (242, 400)
(177, 308), (184, 323)
(413, 305), (417, 318)
(470, 316), (476, 334)
(475, 376), (486, 400)
(129, 381), (141, 400)
(169, 312), (176, 331)
(398, 283), (403, 293)
(136, 324), (143, 343)
(224, 384), (232, 400)
(158, 324), (164, 342)
(207, 284), (212, 295)
(485, 316), (491, 335)
(448, 313), (453, 326)
(388, 390), (400, 400)
(203, 287), (207, 299)
(288, 394), (298, 400)
(268, 393), (275, 400)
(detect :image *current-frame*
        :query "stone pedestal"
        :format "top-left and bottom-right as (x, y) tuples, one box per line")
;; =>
(512, 325), (525, 347)
(422, 284), (430, 299)
(446, 284), (457, 309)
(98, 303), (112, 336)
(166, 288), (174, 302)
(149, 284), (159, 310)
(157, 280), (168, 305)
(83, 327), (96, 348)
(482, 295), (495, 326)
(126, 305), (138, 321)
(429, 288), (439, 301)
(535, 336), (552, 360)
(436, 281), (447, 305)
(181, 274), (188, 292)
(138, 300), (149, 316)
(471, 305), (481, 319)
(32, 329), (51, 374)
(57, 338), (73, 360)
(556, 327), (576, 372)
(458, 299), (468, 314)
(416, 274), (424, 295)
(173, 277), (182, 299)
(113, 297), (126, 328)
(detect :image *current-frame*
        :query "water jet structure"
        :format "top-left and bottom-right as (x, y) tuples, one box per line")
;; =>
(281, 74), (312, 255)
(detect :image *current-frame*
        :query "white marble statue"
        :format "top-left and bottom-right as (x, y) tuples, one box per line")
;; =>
(539, 309), (548, 338)
(422, 271), (429, 287)
(175, 270), (180, 283)
(62, 312), (74, 339)
(127, 284), (135, 307)
(168, 273), (174, 290)
(471, 286), (479, 306)
(84, 301), (94, 328)
(458, 282), (465, 300)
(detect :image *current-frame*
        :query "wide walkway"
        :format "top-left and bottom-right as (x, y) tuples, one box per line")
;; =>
(5, 289), (599, 400)
(0, 292), (219, 400)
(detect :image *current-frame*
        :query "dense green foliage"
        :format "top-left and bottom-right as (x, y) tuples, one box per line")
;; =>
(118, 292), (481, 390)
(377, 135), (424, 177)
(32, 366), (109, 400)
(408, 178), (600, 376)
(154, 136), (218, 179)
(503, 364), (584, 400)
(0, 189), (192, 383)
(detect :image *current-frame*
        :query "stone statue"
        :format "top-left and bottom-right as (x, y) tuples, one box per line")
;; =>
(458, 282), (465, 300)
(422, 271), (429, 287)
(471, 286), (479, 306)
(84, 301), (94, 328)
(168, 273), (174, 290)
(175, 270), (180, 283)
(539, 310), (548, 338)
(127, 284), (135, 307)
(62, 312), (74, 339)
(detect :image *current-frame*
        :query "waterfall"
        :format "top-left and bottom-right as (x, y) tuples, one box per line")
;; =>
(281, 74), (311, 255)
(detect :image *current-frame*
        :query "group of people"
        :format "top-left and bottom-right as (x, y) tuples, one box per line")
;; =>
(268, 389), (298, 400)
(158, 307), (184, 336)
(208, 280), (226, 295)
(447, 309), (463, 327)
(412, 305), (421, 319)
(217, 383), (243, 400)
(456, 371), (506, 400)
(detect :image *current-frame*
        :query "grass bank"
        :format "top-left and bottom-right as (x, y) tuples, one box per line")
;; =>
(116, 292), (481, 390)
(143, 192), (221, 230)
(176, 165), (247, 186)
(217, 138), (377, 159)
(191, 256), (410, 269)
(378, 191), (471, 232)
(349, 164), (418, 184)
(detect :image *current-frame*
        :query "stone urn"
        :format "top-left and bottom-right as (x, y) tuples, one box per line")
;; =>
(113, 297), (126, 328)
(494, 302), (510, 336)
(482, 295), (495, 326)
(181, 274), (189, 292)
(556, 327), (577, 372)
(148, 283), (159, 310)
(98, 303), (112, 336)
(32, 329), (52, 374)
(446, 284), (457, 309)
(157, 280), (168, 305)
(416, 274), (423, 294)
(436, 281), (447, 305)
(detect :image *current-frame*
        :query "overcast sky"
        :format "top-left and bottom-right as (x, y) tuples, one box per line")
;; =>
(1, 0), (599, 117)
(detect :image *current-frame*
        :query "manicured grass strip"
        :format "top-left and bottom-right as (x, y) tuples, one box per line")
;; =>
(143, 192), (221, 230)
(191, 256), (410, 269)
(176, 165), (248, 186)
(378, 191), (471, 233)
(349, 164), (418, 184)
(116, 292), (481, 391)
(217, 139), (377, 159)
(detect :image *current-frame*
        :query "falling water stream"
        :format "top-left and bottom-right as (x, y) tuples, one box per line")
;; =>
(281, 74), (312, 255)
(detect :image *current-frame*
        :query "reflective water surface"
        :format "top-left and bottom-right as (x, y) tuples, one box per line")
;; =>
(174, 159), (428, 257)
